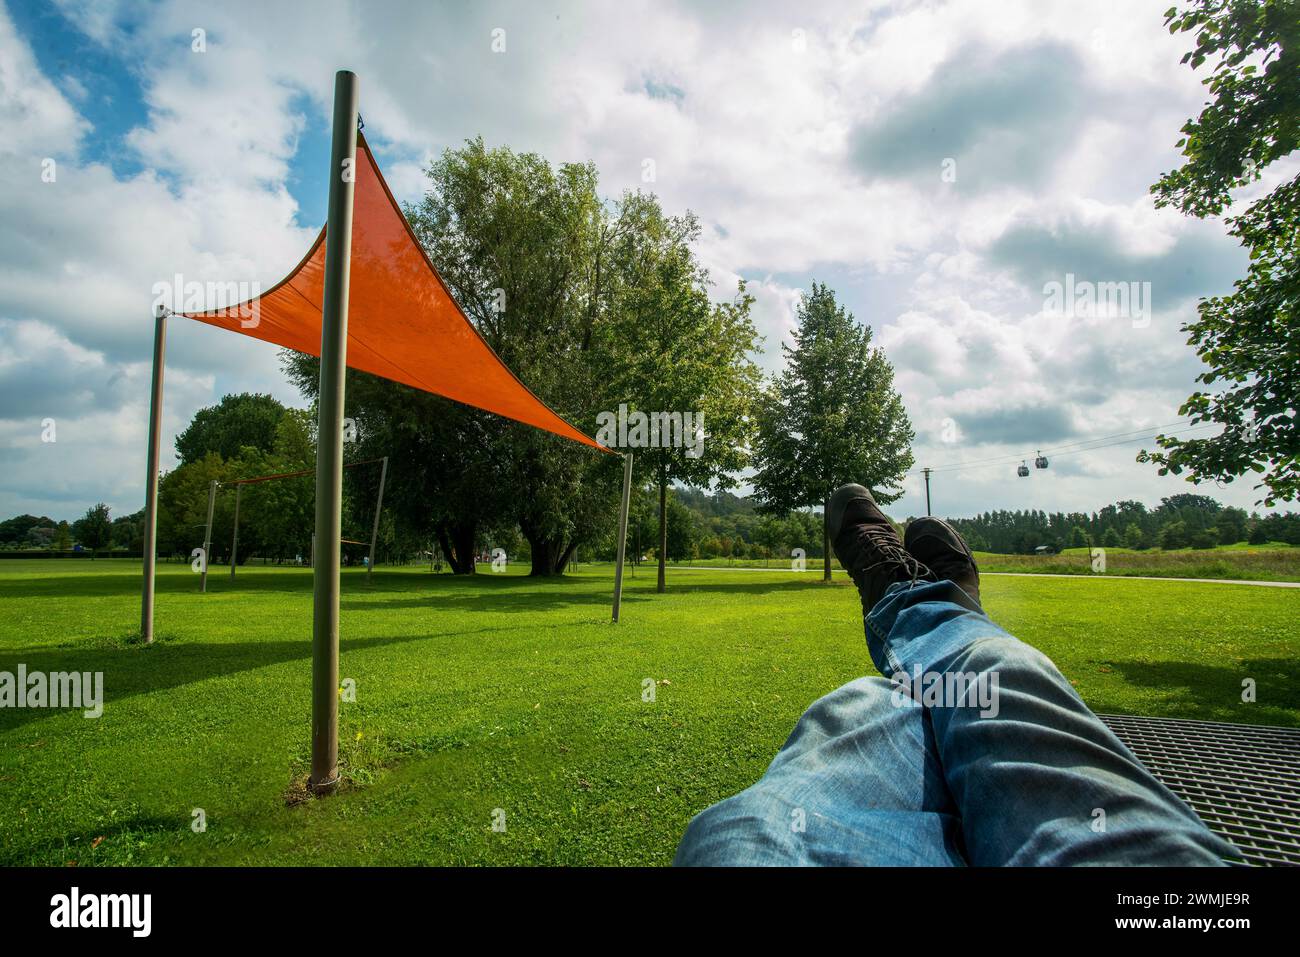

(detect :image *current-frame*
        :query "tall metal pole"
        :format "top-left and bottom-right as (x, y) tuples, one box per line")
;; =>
(612, 452), (633, 623)
(310, 69), (359, 795)
(200, 479), (216, 593)
(367, 456), (388, 584)
(229, 483), (242, 580)
(140, 307), (168, 643)
(923, 467), (932, 517)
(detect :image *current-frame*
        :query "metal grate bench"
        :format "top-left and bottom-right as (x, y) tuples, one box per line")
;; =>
(1100, 713), (1300, 866)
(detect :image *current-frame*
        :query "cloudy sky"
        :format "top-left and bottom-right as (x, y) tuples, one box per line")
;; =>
(2, 0), (1295, 524)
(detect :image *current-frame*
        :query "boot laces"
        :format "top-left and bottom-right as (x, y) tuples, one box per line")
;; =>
(855, 524), (928, 586)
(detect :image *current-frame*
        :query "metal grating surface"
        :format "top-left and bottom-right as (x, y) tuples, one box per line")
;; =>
(1099, 713), (1300, 867)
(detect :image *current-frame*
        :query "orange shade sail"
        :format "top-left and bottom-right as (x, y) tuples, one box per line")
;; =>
(182, 132), (607, 453)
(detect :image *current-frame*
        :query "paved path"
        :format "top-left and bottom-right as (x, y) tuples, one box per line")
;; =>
(672, 566), (1300, 589)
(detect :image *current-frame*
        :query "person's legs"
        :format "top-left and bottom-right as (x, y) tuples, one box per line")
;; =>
(866, 577), (1239, 864)
(834, 493), (1240, 866)
(675, 485), (1239, 866)
(673, 676), (966, 866)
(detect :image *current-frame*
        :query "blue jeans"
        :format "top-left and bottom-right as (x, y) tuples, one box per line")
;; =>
(674, 579), (1239, 866)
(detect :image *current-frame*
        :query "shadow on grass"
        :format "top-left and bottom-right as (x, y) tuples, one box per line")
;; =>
(0, 812), (188, 867)
(0, 568), (318, 600)
(0, 626), (518, 732)
(342, 587), (651, 614)
(1, 564), (845, 604)
(1, 567), (609, 600)
(340, 577), (838, 614)
(1101, 657), (1300, 727)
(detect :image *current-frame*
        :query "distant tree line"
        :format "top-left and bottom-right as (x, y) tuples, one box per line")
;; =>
(659, 487), (825, 563)
(642, 488), (1299, 561)
(941, 493), (1300, 554)
(0, 507), (139, 557)
(8, 478), (1297, 563)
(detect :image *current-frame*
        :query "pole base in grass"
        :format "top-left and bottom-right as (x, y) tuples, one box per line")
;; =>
(307, 775), (339, 797)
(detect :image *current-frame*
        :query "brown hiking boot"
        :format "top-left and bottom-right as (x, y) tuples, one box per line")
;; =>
(903, 517), (980, 606)
(828, 484), (932, 613)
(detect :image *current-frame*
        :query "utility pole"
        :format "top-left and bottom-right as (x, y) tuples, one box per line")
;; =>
(200, 479), (217, 593)
(366, 456), (388, 585)
(612, 452), (633, 622)
(923, 467), (932, 517)
(310, 69), (359, 796)
(140, 305), (168, 642)
(229, 483), (242, 580)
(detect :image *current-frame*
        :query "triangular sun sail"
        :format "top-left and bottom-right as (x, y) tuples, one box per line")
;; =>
(181, 132), (606, 452)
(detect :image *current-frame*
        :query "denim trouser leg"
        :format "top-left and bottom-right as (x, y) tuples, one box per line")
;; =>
(865, 579), (1239, 866)
(674, 579), (1240, 866)
(673, 675), (966, 866)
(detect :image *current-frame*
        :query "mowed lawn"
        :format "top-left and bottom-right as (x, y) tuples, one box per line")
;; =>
(0, 559), (1296, 866)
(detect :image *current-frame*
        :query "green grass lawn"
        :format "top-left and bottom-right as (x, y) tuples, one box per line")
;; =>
(0, 558), (1296, 866)
(682, 541), (1300, 581)
(974, 543), (1300, 581)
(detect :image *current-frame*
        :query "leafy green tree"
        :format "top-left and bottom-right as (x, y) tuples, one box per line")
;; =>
(1140, 0), (1300, 505)
(0, 514), (56, 546)
(53, 520), (71, 552)
(158, 402), (318, 566)
(1102, 527), (1123, 549)
(1159, 520), (1190, 550)
(229, 414), (317, 565)
(665, 494), (700, 561)
(111, 510), (144, 552)
(1215, 506), (1248, 544)
(402, 138), (625, 575)
(698, 535), (721, 559)
(1160, 493), (1223, 514)
(1190, 526), (1221, 549)
(627, 482), (658, 568)
(730, 535), (747, 561)
(24, 526), (55, 548)
(1123, 523), (1147, 549)
(754, 514), (788, 566)
(1069, 525), (1089, 548)
(599, 197), (762, 591)
(1249, 521), (1269, 544)
(157, 453), (230, 560)
(752, 283), (914, 581)
(1259, 511), (1300, 542)
(73, 503), (112, 558)
(175, 393), (288, 465)
(285, 354), (504, 573)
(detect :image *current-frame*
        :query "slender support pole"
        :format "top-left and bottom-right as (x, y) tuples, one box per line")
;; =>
(367, 456), (388, 584)
(612, 452), (633, 623)
(923, 467), (932, 517)
(229, 483), (242, 580)
(310, 70), (359, 795)
(200, 479), (216, 593)
(140, 307), (168, 643)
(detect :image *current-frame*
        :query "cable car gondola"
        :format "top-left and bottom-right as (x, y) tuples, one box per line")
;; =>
(1034, 450), (1049, 469)
(1017, 461), (1030, 478)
